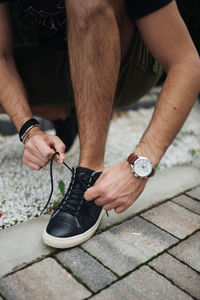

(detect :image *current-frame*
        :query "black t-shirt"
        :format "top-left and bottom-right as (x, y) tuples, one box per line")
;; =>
(0, 0), (172, 50)
(17, 0), (67, 50)
(126, 0), (172, 19)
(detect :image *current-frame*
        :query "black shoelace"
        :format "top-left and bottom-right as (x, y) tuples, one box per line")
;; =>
(41, 152), (97, 216)
(40, 152), (108, 218)
(60, 170), (95, 216)
(40, 152), (86, 215)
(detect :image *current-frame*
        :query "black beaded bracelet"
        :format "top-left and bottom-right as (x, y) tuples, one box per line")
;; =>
(19, 118), (40, 143)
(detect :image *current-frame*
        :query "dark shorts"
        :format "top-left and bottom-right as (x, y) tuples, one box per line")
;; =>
(14, 29), (162, 114)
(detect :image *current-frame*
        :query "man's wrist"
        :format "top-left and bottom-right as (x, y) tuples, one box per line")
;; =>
(134, 142), (163, 168)
(15, 115), (33, 132)
(19, 118), (41, 143)
(24, 126), (43, 143)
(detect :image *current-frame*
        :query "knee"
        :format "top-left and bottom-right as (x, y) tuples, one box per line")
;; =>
(66, 0), (115, 28)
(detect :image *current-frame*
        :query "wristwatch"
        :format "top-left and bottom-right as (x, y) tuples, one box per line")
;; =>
(127, 153), (155, 178)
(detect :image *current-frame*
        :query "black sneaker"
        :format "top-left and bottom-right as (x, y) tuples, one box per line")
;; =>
(43, 167), (103, 248)
(52, 110), (78, 152)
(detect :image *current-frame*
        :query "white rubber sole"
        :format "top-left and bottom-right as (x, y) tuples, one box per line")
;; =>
(43, 210), (104, 249)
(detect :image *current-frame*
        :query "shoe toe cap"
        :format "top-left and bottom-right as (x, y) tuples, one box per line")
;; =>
(46, 212), (81, 238)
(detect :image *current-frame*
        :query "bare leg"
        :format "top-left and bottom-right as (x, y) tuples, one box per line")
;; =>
(66, 0), (134, 170)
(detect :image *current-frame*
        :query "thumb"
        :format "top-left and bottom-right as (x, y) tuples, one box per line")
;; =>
(51, 137), (66, 164)
(59, 152), (66, 161)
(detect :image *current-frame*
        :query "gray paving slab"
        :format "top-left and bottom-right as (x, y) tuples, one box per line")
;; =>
(149, 253), (200, 299)
(172, 194), (200, 215)
(98, 166), (200, 231)
(0, 215), (52, 278)
(0, 258), (90, 300)
(142, 201), (200, 239)
(82, 217), (178, 276)
(56, 247), (117, 292)
(186, 186), (200, 200)
(169, 232), (200, 272)
(90, 266), (192, 300)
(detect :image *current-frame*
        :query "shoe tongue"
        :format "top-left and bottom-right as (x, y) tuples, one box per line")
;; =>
(76, 166), (95, 176)
(76, 167), (102, 183)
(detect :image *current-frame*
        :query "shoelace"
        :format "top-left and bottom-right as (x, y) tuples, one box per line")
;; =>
(61, 170), (95, 216)
(40, 152), (109, 217)
(40, 152), (86, 215)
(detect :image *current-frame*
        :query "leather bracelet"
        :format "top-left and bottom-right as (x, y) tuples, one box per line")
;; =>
(19, 118), (40, 143)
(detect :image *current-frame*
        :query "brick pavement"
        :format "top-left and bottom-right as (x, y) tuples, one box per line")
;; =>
(0, 180), (199, 299)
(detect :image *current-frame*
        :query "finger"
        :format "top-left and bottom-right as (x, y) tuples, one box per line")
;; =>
(103, 199), (121, 211)
(23, 151), (48, 168)
(114, 205), (128, 214)
(94, 196), (107, 206)
(52, 151), (63, 165)
(23, 157), (42, 170)
(84, 186), (100, 201)
(113, 196), (133, 214)
(52, 150), (64, 165)
(50, 137), (66, 162)
(95, 195), (115, 207)
(34, 138), (55, 161)
(114, 199), (132, 214)
(26, 135), (55, 163)
(24, 145), (49, 165)
(25, 140), (49, 164)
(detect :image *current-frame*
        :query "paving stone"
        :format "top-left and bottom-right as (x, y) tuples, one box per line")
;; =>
(0, 215), (53, 278)
(172, 194), (200, 215)
(98, 166), (200, 231)
(186, 186), (200, 201)
(149, 253), (200, 299)
(169, 232), (200, 272)
(56, 247), (117, 292)
(82, 217), (178, 276)
(0, 258), (91, 300)
(142, 201), (200, 239)
(90, 266), (191, 300)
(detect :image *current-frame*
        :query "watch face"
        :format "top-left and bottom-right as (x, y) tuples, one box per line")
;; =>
(133, 157), (153, 177)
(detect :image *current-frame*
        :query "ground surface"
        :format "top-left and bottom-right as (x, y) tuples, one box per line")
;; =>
(0, 177), (200, 299)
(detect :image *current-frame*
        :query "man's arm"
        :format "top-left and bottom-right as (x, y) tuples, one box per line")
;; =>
(0, 2), (33, 130)
(134, 0), (200, 165)
(85, 0), (200, 213)
(0, 2), (65, 169)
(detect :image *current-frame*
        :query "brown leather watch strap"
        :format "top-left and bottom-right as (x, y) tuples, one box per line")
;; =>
(127, 153), (138, 164)
(148, 168), (155, 178)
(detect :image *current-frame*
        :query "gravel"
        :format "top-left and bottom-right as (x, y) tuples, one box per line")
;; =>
(0, 93), (200, 229)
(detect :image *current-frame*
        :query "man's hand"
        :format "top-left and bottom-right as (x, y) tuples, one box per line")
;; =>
(22, 127), (66, 170)
(84, 161), (148, 213)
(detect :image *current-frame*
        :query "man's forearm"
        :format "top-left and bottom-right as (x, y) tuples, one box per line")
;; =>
(135, 63), (200, 166)
(0, 55), (33, 131)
